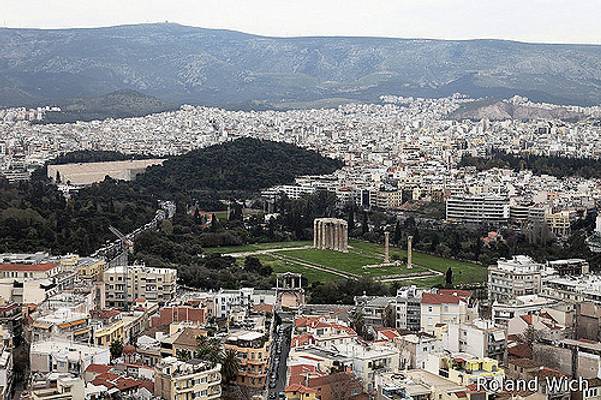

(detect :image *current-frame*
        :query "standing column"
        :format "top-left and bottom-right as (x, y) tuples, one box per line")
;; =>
(384, 232), (390, 263)
(320, 222), (326, 249)
(314, 219), (318, 248)
(407, 235), (413, 269)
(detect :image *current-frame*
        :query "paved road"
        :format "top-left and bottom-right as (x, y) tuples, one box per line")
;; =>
(266, 318), (293, 399)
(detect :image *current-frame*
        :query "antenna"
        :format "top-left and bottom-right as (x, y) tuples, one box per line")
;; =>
(109, 225), (133, 311)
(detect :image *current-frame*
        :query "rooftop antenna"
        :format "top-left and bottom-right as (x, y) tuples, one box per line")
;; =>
(109, 225), (133, 311)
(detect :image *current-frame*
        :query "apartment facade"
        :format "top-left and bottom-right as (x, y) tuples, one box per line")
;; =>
(103, 265), (177, 308)
(154, 357), (222, 400)
(488, 256), (543, 303)
(446, 194), (510, 225)
(224, 331), (271, 388)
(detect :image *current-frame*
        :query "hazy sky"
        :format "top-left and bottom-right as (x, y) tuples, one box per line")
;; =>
(3, 0), (601, 44)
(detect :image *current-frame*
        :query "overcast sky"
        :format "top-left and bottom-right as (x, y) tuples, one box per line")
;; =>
(3, 0), (601, 44)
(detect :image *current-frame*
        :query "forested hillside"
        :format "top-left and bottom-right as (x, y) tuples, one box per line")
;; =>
(0, 138), (342, 255)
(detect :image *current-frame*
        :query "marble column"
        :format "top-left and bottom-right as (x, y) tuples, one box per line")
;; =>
(384, 232), (390, 263)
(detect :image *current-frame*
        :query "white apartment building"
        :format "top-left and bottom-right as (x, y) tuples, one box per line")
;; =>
(103, 265), (177, 308)
(337, 342), (400, 394)
(443, 319), (506, 361)
(420, 290), (477, 334)
(491, 294), (561, 327)
(154, 357), (222, 400)
(488, 255), (543, 303)
(394, 332), (441, 370)
(446, 194), (510, 225)
(214, 288), (276, 319)
(542, 275), (601, 305)
(30, 340), (110, 374)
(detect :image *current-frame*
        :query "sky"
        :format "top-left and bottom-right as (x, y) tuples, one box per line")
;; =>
(3, 0), (601, 44)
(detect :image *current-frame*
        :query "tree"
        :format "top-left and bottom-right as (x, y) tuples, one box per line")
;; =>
(195, 335), (223, 364)
(350, 308), (366, 338)
(445, 267), (454, 288)
(361, 212), (369, 235)
(519, 325), (543, 351)
(348, 207), (355, 234)
(110, 340), (124, 359)
(229, 202), (243, 221)
(176, 349), (192, 361)
(383, 304), (395, 328)
(393, 221), (402, 245)
(221, 349), (240, 384)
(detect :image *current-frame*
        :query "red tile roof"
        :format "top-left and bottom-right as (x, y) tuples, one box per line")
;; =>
(438, 289), (471, 298)
(422, 293), (464, 305)
(0, 263), (57, 272)
(85, 364), (112, 374)
(285, 384), (318, 394)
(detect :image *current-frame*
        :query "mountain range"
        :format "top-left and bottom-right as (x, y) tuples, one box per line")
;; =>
(2, 23), (601, 109)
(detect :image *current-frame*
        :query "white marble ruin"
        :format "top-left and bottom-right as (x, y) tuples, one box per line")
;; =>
(313, 218), (349, 252)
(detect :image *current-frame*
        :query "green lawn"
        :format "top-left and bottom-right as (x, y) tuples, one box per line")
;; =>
(280, 248), (382, 275)
(256, 255), (338, 283)
(349, 240), (487, 285)
(204, 241), (312, 254)
(206, 238), (487, 287)
(278, 248), (429, 277)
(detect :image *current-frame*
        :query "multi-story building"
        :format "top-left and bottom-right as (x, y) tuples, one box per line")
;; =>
(354, 295), (395, 328)
(154, 357), (221, 400)
(214, 288), (276, 319)
(30, 376), (86, 400)
(425, 353), (505, 389)
(224, 331), (271, 388)
(545, 211), (572, 237)
(371, 189), (402, 210)
(393, 286), (421, 331)
(443, 319), (506, 361)
(488, 255), (543, 303)
(491, 294), (562, 327)
(420, 290), (477, 334)
(103, 265), (176, 308)
(542, 275), (601, 305)
(394, 332), (441, 370)
(30, 340), (110, 374)
(446, 194), (510, 225)
(76, 258), (105, 280)
(31, 310), (91, 344)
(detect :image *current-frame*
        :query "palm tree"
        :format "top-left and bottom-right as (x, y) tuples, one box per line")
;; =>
(176, 349), (192, 361)
(195, 335), (223, 364)
(221, 349), (240, 384)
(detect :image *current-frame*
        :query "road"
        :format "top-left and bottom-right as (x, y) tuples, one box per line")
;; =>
(266, 315), (293, 399)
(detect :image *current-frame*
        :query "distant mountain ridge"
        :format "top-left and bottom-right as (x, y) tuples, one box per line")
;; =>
(2, 23), (601, 108)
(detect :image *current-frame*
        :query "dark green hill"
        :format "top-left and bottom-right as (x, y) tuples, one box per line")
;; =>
(0, 139), (342, 254)
(137, 138), (343, 194)
(41, 90), (175, 123)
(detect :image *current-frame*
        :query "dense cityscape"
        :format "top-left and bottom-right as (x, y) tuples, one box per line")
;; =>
(2, 3), (601, 400)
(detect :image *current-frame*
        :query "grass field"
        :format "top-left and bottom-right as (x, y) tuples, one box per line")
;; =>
(256, 254), (339, 283)
(208, 239), (487, 287)
(349, 240), (487, 285)
(279, 248), (428, 277)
